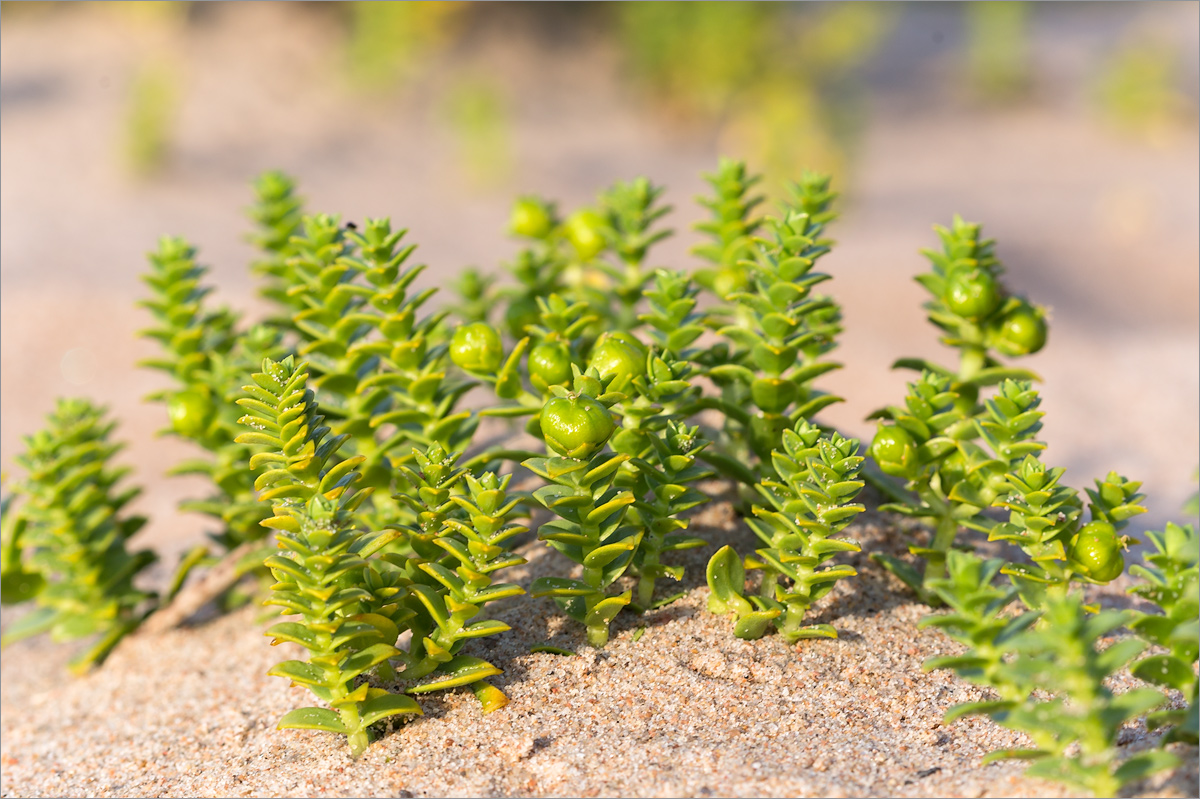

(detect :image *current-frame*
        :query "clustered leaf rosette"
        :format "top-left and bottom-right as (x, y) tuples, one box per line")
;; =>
(247, 169), (306, 322)
(901, 215), (1049, 404)
(708, 201), (844, 472)
(922, 570), (1177, 798)
(238, 358), (525, 755)
(386, 445), (527, 711)
(638, 268), (709, 360)
(869, 377), (1054, 599)
(525, 373), (642, 648)
(692, 158), (765, 297)
(707, 422), (865, 642)
(592, 177), (673, 330)
(138, 236), (284, 565)
(0, 400), (157, 673)
(1127, 521), (1199, 744)
(236, 356), (420, 757)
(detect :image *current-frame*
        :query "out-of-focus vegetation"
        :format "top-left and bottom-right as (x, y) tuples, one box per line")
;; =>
(439, 76), (512, 188)
(124, 61), (177, 176)
(1094, 33), (1196, 143)
(615, 2), (895, 190)
(963, 2), (1032, 102)
(343, 1), (464, 89)
(6, 2), (1194, 182)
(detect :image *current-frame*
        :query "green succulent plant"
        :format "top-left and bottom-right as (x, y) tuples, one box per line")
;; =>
(526, 373), (641, 648)
(704, 177), (845, 474)
(6, 158), (1188, 795)
(866, 217), (1054, 599)
(707, 422), (865, 641)
(1128, 521), (1199, 744)
(923, 563), (1177, 798)
(138, 235), (282, 566)
(236, 356), (418, 756)
(0, 399), (158, 672)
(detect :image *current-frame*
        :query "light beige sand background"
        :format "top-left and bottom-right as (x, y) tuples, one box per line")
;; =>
(1, 4), (1197, 797)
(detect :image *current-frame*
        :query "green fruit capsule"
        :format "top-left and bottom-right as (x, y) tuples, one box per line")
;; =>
(564, 209), (607, 260)
(993, 301), (1048, 356)
(449, 322), (503, 373)
(510, 197), (554, 239)
(588, 333), (645, 386)
(528, 340), (574, 392)
(870, 425), (918, 479)
(750, 377), (796, 413)
(168, 388), (215, 439)
(1069, 521), (1124, 582)
(944, 266), (1002, 321)
(540, 394), (616, 460)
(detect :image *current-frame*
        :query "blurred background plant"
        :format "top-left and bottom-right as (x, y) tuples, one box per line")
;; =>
(615, 2), (895, 191)
(342, 1), (464, 90)
(123, 59), (177, 177)
(1094, 31), (1195, 143)
(439, 75), (512, 188)
(963, 2), (1032, 102)
(22, 1), (1191, 188)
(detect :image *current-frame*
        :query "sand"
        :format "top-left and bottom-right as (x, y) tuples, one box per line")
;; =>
(2, 493), (1196, 798)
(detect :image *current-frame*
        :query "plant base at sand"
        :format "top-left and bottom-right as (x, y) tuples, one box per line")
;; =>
(706, 422), (865, 641)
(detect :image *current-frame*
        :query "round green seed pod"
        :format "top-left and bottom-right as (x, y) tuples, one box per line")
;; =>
(564, 210), (607, 260)
(945, 267), (1002, 321)
(992, 301), (1048, 356)
(540, 394), (616, 460)
(1069, 521), (1124, 583)
(168, 388), (215, 439)
(528, 340), (574, 392)
(450, 322), (504, 373)
(870, 424), (918, 480)
(588, 333), (645, 386)
(510, 197), (554, 239)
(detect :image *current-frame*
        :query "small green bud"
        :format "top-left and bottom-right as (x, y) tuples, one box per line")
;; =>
(992, 301), (1048, 356)
(510, 197), (554, 239)
(588, 333), (645, 386)
(564, 209), (607, 260)
(944, 266), (1002, 321)
(167, 388), (215, 439)
(1069, 521), (1124, 582)
(528, 340), (573, 392)
(450, 322), (503, 373)
(870, 425), (918, 479)
(540, 394), (615, 460)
